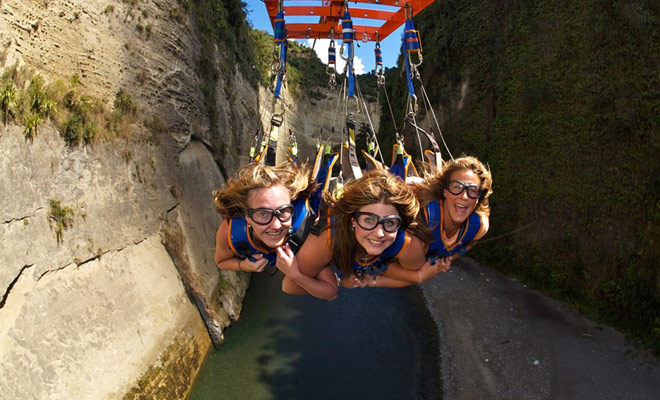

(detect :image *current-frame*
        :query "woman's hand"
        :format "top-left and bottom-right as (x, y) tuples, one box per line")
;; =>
(435, 256), (452, 273)
(240, 254), (269, 273)
(340, 273), (370, 289)
(419, 259), (450, 282)
(275, 243), (301, 278)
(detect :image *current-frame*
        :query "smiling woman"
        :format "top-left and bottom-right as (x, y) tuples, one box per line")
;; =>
(281, 169), (443, 299)
(213, 162), (308, 273)
(413, 156), (493, 266)
(213, 162), (339, 300)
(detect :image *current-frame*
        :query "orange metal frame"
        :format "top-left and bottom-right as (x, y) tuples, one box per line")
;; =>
(263, 0), (435, 41)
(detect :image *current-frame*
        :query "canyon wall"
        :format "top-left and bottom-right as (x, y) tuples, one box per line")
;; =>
(0, 0), (248, 398)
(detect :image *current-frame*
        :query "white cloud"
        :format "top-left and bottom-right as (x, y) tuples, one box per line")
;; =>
(306, 39), (365, 76)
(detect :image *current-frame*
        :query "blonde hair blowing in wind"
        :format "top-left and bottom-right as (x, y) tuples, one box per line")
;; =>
(416, 155), (493, 218)
(213, 162), (312, 219)
(323, 169), (425, 276)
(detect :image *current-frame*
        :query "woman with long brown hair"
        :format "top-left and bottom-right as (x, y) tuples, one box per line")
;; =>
(280, 169), (443, 298)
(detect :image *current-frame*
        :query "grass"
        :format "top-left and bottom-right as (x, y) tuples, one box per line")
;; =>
(48, 199), (74, 244)
(0, 66), (141, 145)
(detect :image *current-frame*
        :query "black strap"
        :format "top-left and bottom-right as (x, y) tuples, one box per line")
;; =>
(288, 206), (317, 254)
(309, 205), (329, 237)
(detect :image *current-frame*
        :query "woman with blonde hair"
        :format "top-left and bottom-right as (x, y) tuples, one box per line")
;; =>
(280, 169), (443, 299)
(414, 155), (493, 269)
(213, 162), (337, 300)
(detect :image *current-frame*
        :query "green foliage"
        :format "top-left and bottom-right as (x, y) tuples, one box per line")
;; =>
(23, 113), (42, 140)
(61, 112), (96, 146)
(1, 66), (132, 145)
(28, 75), (56, 117)
(57, 76), (105, 146)
(114, 88), (136, 117)
(0, 82), (16, 125)
(61, 112), (84, 145)
(404, 0), (660, 352)
(21, 74), (57, 137)
(285, 41), (328, 100)
(48, 199), (74, 244)
(249, 29), (274, 87)
(102, 88), (138, 138)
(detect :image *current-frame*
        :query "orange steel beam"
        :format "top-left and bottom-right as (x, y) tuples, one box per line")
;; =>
(283, 6), (397, 21)
(263, 0), (434, 41)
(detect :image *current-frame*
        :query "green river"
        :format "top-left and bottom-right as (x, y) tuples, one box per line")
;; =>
(189, 271), (442, 399)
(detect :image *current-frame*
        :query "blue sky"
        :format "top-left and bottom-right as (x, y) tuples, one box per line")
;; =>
(243, 0), (404, 75)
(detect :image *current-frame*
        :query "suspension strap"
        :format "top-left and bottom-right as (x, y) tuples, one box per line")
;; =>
(374, 40), (384, 80)
(340, 9), (355, 99)
(341, 113), (363, 182)
(271, 4), (288, 99)
(273, 36), (287, 99)
(390, 140), (419, 180)
(286, 127), (299, 167)
(355, 77), (385, 166)
(404, 6), (423, 66)
(258, 113), (282, 166)
(274, 9), (285, 43)
(419, 84), (454, 163)
(310, 144), (339, 215)
(327, 37), (337, 89)
(403, 6), (422, 117)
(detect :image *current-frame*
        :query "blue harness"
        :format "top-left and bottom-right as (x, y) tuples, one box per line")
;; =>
(328, 221), (409, 278)
(424, 200), (482, 263)
(228, 198), (313, 266)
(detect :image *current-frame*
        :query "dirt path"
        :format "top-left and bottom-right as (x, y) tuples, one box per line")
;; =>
(422, 258), (660, 400)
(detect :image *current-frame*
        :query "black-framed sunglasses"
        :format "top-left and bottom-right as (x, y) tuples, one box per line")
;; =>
(353, 211), (402, 233)
(247, 204), (294, 225)
(446, 180), (482, 199)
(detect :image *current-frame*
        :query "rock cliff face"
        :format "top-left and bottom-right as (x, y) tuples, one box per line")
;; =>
(0, 1), (381, 398)
(0, 0), (253, 398)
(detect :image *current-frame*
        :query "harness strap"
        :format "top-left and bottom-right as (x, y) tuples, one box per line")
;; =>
(273, 40), (287, 99)
(389, 142), (418, 179)
(340, 10), (355, 98)
(286, 127), (299, 167)
(374, 41), (383, 77)
(310, 144), (339, 216)
(288, 199), (316, 254)
(341, 116), (363, 181)
(264, 113), (282, 166)
(424, 200), (482, 260)
(362, 149), (383, 171)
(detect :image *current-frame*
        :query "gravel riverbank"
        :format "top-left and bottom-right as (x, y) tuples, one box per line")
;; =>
(422, 257), (660, 400)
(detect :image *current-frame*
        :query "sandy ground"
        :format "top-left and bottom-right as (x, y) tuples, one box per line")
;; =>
(422, 257), (660, 400)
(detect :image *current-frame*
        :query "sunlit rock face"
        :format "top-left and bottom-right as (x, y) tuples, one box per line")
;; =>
(0, 0), (252, 397)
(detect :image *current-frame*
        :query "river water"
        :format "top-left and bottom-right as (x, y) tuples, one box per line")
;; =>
(189, 271), (442, 399)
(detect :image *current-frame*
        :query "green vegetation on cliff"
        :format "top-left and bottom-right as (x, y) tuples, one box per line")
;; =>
(0, 67), (137, 145)
(388, 0), (660, 351)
